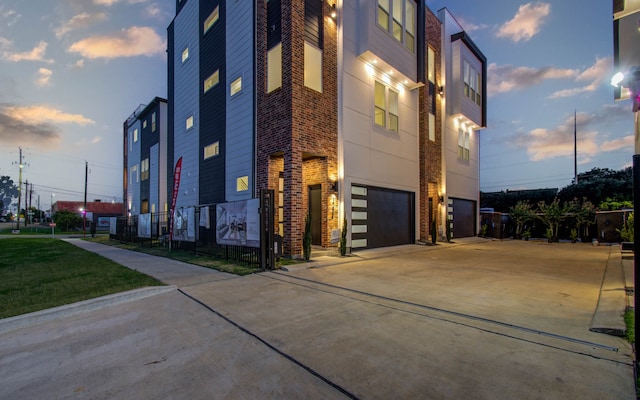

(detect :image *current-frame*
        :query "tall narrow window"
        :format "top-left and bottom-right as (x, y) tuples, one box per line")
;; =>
(151, 112), (156, 132)
(463, 60), (482, 107)
(428, 113), (435, 141)
(304, 42), (323, 92)
(388, 89), (399, 132)
(267, 43), (282, 92)
(392, 0), (402, 41)
(427, 47), (435, 84)
(186, 115), (194, 130)
(405, 1), (415, 51)
(141, 158), (149, 181)
(374, 81), (386, 127)
(203, 6), (219, 34)
(133, 128), (138, 142)
(377, 0), (390, 31)
(458, 128), (464, 159)
(204, 70), (220, 93)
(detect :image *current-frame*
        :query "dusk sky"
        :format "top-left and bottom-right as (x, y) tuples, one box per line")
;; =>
(0, 0), (632, 212)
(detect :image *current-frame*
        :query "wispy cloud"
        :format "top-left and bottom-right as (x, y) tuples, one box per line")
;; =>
(1, 8), (21, 27)
(35, 68), (53, 87)
(456, 16), (489, 33)
(3, 105), (95, 126)
(549, 57), (612, 99)
(487, 63), (577, 96)
(68, 26), (165, 59)
(497, 2), (551, 42)
(54, 12), (108, 39)
(1, 41), (54, 64)
(600, 135), (633, 152)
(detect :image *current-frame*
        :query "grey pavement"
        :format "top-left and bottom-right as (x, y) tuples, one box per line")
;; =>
(0, 238), (635, 399)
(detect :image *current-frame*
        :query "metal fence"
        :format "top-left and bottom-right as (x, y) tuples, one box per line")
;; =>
(109, 207), (261, 268)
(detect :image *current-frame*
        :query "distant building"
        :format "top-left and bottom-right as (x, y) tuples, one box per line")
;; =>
(52, 200), (124, 229)
(123, 97), (169, 216)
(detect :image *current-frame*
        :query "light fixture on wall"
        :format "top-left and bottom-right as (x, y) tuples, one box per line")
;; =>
(438, 85), (444, 95)
(330, 180), (339, 193)
(439, 195), (444, 204)
(330, 4), (337, 20)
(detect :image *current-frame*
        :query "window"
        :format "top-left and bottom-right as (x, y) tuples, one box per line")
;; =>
(374, 81), (386, 127)
(181, 47), (189, 63)
(133, 128), (138, 142)
(151, 112), (156, 132)
(203, 141), (219, 159)
(405, 1), (415, 51)
(377, 0), (415, 51)
(204, 70), (220, 93)
(230, 76), (242, 96)
(130, 164), (138, 183)
(464, 61), (482, 106)
(236, 176), (249, 192)
(203, 6), (219, 34)
(374, 81), (399, 132)
(143, 120), (147, 129)
(458, 128), (470, 161)
(388, 89), (398, 132)
(304, 42), (323, 92)
(427, 47), (435, 84)
(267, 43), (282, 93)
(186, 115), (194, 130)
(377, 0), (389, 30)
(141, 158), (149, 181)
(428, 113), (435, 141)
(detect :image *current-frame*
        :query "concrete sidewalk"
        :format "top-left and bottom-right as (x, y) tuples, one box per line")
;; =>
(0, 238), (635, 399)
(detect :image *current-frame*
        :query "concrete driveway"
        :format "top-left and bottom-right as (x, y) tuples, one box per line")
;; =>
(0, 239), (634, 399)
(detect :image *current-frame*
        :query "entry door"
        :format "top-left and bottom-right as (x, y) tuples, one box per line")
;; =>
(309, 185), (322, 245)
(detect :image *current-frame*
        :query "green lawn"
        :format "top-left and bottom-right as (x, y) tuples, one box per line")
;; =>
(0, 238), (164, 319)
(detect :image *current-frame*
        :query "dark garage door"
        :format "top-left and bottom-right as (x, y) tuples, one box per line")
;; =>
(451, 198), (476, 238)
(366, 187), (415, 248)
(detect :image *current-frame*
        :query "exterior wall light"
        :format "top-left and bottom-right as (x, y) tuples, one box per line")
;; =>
(330, 4), (337, 20)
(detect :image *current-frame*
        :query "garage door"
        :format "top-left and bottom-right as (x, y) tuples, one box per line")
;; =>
(351, 185), (415, 249)
(449, 198), (476, 238)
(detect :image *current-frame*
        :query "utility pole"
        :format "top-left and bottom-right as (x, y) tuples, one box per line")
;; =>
(83, 161), (88, 238)
(15, 147), (23, 231)
(24, 180), (28, 227)
(28, 182), (33, 225)
(574, 110), (577, 185)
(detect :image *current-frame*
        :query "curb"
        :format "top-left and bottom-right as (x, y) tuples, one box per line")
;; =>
(0, 285), (177, 335)
(590, 246), (627, 336)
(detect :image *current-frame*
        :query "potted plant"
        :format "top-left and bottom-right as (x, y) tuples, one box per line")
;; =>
(509, 200), (536, 240)
(545, 228), (554, 243)
(522, 229), (531, 241)
(538, 198), (567, 243)
(339, 217), (348, 256)
(303, 211), (312, 261)
(570, 228), (578, 243)
(479, 224), (488, 237)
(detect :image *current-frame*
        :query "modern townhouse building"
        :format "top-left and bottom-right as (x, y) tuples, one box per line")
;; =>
(439, 8), (487, 239)
(164, 0), (486, 258)
(123, 97), (169, 217)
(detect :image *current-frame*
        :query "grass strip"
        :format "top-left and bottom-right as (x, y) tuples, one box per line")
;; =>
(87, 235), (265, 276)
(0, 238), (164, 319)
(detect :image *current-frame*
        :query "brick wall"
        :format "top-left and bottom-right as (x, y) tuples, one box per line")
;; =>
(419, 7), (443, 242)
(257, 0), (338, 257)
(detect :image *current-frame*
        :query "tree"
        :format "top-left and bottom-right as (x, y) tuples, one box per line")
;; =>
(53, 210), (82, 231)
(0, 176), (19, 215)
(509, 200), (536, 238)
(558, 167), (632, 206)
(537, 198), (567, 240)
